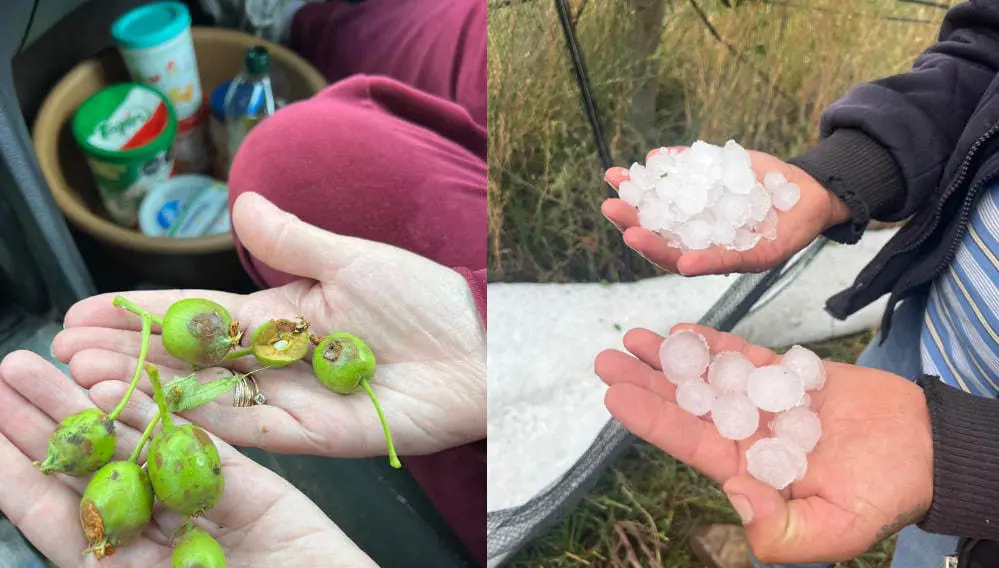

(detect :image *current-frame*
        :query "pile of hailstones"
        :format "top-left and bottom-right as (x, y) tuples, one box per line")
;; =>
(618, 140), (801, 252)
(660, 329), (826, 490)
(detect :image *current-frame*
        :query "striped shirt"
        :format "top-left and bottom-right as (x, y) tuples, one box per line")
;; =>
(921, 186), (999, 397)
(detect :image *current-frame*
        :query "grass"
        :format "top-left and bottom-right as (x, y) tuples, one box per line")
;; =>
(487, 0), (942, 284)
(508, 331), (882, 568)
(488, 1), (940, 564)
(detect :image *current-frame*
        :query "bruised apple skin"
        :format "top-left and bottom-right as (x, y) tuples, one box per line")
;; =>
(80, 461), (154, 560)
(162, 299), (241, 367)
(36, 408), (116, 476)
(148, 424), (224, 517)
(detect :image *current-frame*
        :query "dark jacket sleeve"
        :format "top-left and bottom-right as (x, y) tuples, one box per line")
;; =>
(915, 376), (999, 540)
(787, 1), (999, 244)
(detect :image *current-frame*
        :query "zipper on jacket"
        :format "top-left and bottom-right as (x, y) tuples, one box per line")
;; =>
(857, 121), (999, 283)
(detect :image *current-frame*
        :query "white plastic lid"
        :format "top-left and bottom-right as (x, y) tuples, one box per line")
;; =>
(139, 174), (231, 238)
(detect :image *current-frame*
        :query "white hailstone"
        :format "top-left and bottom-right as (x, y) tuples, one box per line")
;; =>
(618, 180), (644, 207)
(690, 140), (723, 165)
(638, 199), (672, 231)
(646, 150), (675, 177)
(746, 437), (808, 490)
(747, 365), (805, 413)
(715, 193), (751, 227)
(659, 330), (711, 384)
(626, 139), (802, 252)
(781, 345), (827, 391)
(711, 222), (737, 247)
(655, 175), (679, 204)
(676, 379), (716, 417)
(771, 406), (822, 454)
(772, 182), (801, 212)
(721, 139), (752, 168)
(630, 162), (656, 189)
(748, 183), (772, 222)
(708, 351), (756, 395)
(677, 219), (714, 250)
(731, 229), (761, 252)
(756, 209), (779, 240)
(711, 393), (760, 441)
(674, 184), (709, 217)
(763, 171), (788, 192)
(722, 164), (756, 194)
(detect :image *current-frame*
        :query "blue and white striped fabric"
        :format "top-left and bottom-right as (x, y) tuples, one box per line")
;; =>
(920, 185), (999, 397)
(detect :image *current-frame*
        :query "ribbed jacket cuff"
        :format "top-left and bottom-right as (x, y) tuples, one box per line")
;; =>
(788, 129), (905, 244)
(916, 375), (999, 540)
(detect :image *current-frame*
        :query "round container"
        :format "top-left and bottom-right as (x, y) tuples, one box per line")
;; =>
(112, 2), (203, 120)
(71, 83), (178, 228)
(139, 174), (230, 238)
(174, 104), (212, 175)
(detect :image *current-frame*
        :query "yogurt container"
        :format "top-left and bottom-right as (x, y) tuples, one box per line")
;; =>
(139, 174), (231, 238)
(72, 83), (177, 228)
(112, 2), (203, 120)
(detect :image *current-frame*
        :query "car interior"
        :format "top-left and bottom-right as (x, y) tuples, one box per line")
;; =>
(0, 1), (476, 565)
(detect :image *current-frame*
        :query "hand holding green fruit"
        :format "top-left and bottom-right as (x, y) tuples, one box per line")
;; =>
(0, 351), (380, 567)
(57, 192), (485, 464)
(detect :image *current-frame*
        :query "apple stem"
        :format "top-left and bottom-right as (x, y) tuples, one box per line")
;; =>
(109, 314), (152, 422)
(112, 296), (164, 327)
(129, 411), (161, 464)
(146, 364), (174, 430)
(224, 347), (254, 361)
(360, 378), (401, 469)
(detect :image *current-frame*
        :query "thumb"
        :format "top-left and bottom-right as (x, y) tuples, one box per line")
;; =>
(231, 192), (366, 282)
(723, 475), (864, 564)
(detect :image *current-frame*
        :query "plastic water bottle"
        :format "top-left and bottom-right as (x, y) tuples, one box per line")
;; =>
(223, 45), (276, 167)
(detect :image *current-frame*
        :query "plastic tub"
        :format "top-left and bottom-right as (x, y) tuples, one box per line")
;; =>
(71, 83), (177, 228)
(32, 27), (327, 289)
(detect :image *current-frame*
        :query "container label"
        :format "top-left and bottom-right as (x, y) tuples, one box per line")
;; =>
(87, 87), (169, 152)
(88, 148), (174, 227)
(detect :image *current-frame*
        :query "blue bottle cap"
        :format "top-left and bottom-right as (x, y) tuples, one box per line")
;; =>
(111, 2), (192, 51)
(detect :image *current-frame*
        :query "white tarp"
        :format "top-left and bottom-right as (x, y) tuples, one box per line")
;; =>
(486, 229), (897, 512)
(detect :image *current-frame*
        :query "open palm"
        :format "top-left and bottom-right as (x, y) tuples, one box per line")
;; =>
(52, 192), (486, 462)
(594, 324), (934, 564)
(0, 351), (376, 568)
(601, 147), (850, 275)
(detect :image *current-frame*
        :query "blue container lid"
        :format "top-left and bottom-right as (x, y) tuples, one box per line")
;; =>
(111, 2), (191, 50)
(210, 80), (232, 121)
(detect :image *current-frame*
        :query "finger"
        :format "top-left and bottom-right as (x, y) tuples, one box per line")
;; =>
(67, 348), (244, 389)
(668, 324), (780, 367)
(605, 383), (739, 482)
(89, 382), (310, 530)
(0, 350), (91, 422)
(594, 349), (676, 401)
(53, 327), (179, 368)
(621, 227), (683, 271)
(622, 328), (667, 371)
(723, 476), (866, 563)
(604, 167), (629, 189)
(0, 433), (92, 565)
(234, 192), (387, 283)
(61, 290), (247, 334)
(601, 199), (639, 232)
(88, 368), (332, 457)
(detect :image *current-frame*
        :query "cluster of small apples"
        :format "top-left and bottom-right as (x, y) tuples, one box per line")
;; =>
(34, 295), (398, 565)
